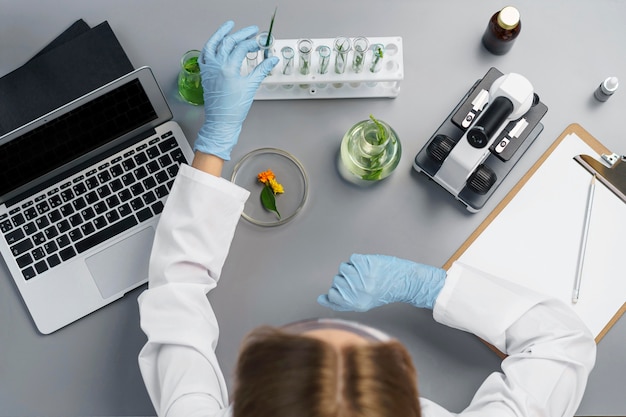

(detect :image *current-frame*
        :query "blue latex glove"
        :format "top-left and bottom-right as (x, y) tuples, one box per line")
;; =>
(194, 20), (278, 160)
(317, 254), (446, 312)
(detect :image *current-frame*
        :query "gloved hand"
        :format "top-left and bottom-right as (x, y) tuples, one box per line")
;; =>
(317, 254), (446, 312)
(194, 20), (278, 160)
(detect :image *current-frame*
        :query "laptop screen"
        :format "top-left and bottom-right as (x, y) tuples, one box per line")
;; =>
(0, 78), (157, 199)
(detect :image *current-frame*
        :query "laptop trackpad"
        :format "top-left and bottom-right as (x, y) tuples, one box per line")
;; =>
(85, 227), (155, 299)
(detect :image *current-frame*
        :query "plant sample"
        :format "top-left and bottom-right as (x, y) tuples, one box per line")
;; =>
(334, 37), (350, 74)
(298, 39), (313, 75)
(183, 56), (200, 75)
(369, 114), (387, 144)
(352, 37), (369, 73)
(281, 46), (294, 75)
(359, 114), (389, 180)
(263, 7), (277, 59)
(178, 50), (204, 105)
(339, 114), (402, 183)
(353, 53), (364, 72)
(370, 44), (384, 73)
(266, 7), (277, 47)
(257, 169), (284, 219)
(318, 45), (331, 74)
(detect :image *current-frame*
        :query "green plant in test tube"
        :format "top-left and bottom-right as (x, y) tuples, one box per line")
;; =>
(334, 37), (351, 74)
(370, 44), (385, 73)
(281, 46), (294, 75)
(264, 7), (277, 59)
(298, 39), (313, 75)
(352, 37), (369, 73)
(317, 45), (331, 74)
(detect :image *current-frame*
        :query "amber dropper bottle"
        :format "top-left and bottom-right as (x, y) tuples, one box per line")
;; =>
(482, 6), (521, 55)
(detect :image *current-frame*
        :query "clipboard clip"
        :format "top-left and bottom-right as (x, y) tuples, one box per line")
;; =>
(574, 153), (626, 204)
(601, 152), (623, 166)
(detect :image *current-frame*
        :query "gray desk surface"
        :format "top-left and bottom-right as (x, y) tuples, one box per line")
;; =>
(1, 1), (625, 415)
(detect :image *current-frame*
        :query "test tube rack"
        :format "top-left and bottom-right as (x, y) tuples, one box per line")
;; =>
(247, 36), (404, 100)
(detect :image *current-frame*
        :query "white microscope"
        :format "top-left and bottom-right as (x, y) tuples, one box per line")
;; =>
(413, 68), (548, 212)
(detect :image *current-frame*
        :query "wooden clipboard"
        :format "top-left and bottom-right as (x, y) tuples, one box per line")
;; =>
(444, 123), (625, 344)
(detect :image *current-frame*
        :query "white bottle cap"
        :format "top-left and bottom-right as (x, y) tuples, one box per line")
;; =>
(603, 76), (619, 93)
(497, 6), (521, 30)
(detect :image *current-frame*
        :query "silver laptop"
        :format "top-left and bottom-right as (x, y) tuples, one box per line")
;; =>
(0, 66), (194, 334)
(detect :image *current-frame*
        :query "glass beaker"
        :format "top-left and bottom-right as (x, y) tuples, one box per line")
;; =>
(317, 45), (331, 74)
(297, 38), (313, 75)
(370, 44), (385, 73)
(352, 37), (369, 73)
(333, 37), (351, 74)
(339, 117), (402, 183)
(177, 50), (204, 105)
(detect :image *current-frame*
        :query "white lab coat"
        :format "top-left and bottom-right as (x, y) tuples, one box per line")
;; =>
(138, 164), (596, 417)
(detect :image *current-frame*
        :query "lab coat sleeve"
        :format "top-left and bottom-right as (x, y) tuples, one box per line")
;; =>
(137, 163), (249, 417)
(429, 261), (596, 417)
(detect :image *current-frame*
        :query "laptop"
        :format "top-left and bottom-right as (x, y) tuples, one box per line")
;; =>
(0, 66), (194, 334)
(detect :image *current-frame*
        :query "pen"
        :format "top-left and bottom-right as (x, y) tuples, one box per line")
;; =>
(572, 174), (596, 304)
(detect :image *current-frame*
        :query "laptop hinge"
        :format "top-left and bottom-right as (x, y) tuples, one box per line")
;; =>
(4, 128), (157, 208)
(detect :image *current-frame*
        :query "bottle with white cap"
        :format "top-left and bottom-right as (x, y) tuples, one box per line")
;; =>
(594, 76), (619, 102)
(481, 6), (521, 55)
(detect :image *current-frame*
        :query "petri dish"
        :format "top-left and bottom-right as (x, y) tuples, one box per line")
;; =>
(231, 148), (308, 226)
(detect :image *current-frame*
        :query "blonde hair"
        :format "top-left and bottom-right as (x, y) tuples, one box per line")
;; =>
(233, 326), (421, 417)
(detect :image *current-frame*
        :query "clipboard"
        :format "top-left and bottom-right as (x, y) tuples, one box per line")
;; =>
(444, 123), (626, 344)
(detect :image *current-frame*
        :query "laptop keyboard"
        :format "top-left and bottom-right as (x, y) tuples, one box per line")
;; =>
(0, 130), (188, 281)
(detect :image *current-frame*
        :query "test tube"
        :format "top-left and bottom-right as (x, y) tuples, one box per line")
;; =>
(281, 46), (295, 75)
(317, 45), (331, 74)
(334, 37), (351, 74)
(352, 37), (369, 73)
(370, 44), (385, 73)
(246, 51), (258, 74)
(297, 39), (313, 75)
(256, 31), (275, 61)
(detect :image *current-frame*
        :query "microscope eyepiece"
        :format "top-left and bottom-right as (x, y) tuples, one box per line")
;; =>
(466, 95), (514, 148)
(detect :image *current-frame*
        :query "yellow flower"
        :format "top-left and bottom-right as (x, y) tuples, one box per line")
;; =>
(257, 169), (276, 184)
(257, 168), (284, 219)
(268, 178), (284, 194)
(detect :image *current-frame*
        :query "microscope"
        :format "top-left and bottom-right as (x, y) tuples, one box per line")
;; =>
(413, 67), (548, 212)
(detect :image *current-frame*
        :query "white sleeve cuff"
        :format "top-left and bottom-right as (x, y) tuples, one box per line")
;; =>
(433, 261), (546, 351)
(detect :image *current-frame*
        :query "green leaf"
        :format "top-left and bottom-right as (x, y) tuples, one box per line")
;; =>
(260, 185), (281, 219)
(374, 45), (384, 59)
(266, 6), (277, 47)
(369, 114), (387, 145)
(361, 169), (383, 181)
(183, 56), (200, 73)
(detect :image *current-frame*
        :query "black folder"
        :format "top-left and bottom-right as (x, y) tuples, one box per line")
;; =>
(0, 19), (134, 135)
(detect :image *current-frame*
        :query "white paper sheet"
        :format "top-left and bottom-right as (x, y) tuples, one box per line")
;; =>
(457, 133), (625, 337)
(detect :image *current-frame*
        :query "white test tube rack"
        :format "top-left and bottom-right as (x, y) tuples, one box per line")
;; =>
(246, 36), (404, 100)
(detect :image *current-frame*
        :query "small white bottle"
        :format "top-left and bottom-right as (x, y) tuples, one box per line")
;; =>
(594, 76), (619, 102)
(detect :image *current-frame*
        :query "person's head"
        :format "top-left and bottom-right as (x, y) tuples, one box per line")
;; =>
(232, 319), (422, 417)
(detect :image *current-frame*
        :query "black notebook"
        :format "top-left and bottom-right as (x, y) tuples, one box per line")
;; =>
(0, 19), (134, 135)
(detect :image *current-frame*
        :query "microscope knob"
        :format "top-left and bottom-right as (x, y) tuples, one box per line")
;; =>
(427, 134), (456, 163)
(467, 164), (497, 195)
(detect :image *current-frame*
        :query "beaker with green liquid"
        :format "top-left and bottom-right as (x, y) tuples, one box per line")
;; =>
(339, 116), (402, 184)
(178, 50), (204, 105)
